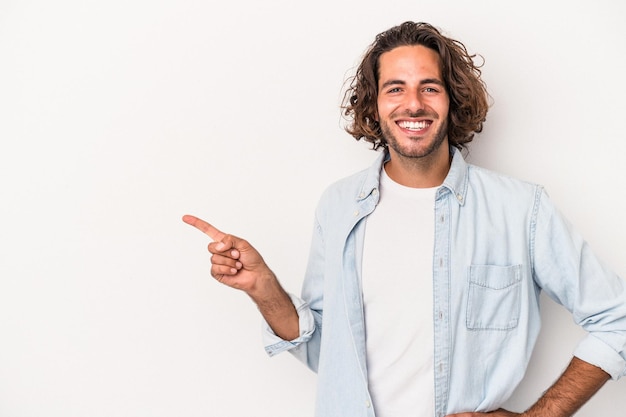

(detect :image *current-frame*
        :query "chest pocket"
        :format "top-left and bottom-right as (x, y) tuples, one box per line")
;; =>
(466, 264), (521, 330)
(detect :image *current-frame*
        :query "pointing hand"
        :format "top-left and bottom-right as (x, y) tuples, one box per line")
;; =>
(182, 214), (272, 295)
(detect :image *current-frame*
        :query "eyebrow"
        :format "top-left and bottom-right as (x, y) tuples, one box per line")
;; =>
(379, 78), (445, 90)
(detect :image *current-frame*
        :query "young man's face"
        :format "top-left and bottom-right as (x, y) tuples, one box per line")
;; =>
(376, 45), (450, 161)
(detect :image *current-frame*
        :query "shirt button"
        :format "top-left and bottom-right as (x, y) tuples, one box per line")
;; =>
(456, 194), (463, 202)
(365, 400), (371, 408)
(354, 210), (359, 217)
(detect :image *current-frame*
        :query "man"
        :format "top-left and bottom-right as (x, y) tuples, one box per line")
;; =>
(183, 22), (626, 417)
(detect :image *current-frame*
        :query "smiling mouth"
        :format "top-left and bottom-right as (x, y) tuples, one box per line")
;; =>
(397, 120), (431, 131)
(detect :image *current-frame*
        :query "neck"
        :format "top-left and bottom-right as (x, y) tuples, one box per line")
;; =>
(384, 144), (452, 188)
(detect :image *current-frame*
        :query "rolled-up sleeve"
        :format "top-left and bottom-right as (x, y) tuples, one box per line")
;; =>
(262, 293), (316, 357)
(533, 188), (626, 379)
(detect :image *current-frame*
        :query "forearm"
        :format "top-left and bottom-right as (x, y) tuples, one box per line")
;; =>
(524, 356), (610, 417)
(248, 271), (300, 341)
(447, 357), (610, 417)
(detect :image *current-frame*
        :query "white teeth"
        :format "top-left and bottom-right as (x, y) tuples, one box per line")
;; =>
(398, 120), (428, 130)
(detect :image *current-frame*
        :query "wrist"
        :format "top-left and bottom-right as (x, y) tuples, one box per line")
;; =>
(246, 269), (280, 301)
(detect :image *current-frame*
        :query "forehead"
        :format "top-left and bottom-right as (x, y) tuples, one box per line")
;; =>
(377, 45), (443, 82)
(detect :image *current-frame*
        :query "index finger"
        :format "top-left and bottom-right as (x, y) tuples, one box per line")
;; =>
(182, 214), (225, 241)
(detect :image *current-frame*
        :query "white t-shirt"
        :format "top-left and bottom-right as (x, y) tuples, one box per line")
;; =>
(361, 165), (437, 417)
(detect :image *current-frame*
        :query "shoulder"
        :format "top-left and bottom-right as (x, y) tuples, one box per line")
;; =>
(321, 168), (369, 199)
(316, 152), (385, 211)
(467, 163), (543, 195)
(315, 168), (370, 218)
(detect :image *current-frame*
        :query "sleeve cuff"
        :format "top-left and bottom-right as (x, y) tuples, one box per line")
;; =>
(574, 334), (626, 380)
(262, 293), (316, 357)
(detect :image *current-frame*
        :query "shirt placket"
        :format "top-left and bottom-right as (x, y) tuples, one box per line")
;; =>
(433, 189), (451, 417)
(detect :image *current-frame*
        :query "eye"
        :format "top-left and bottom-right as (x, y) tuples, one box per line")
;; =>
(423, 87), (439, 93)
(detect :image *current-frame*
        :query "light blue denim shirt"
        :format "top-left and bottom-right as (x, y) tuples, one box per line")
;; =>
(263, 147), (626, 417)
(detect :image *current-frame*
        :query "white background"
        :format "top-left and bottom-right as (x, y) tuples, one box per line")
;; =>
(1, 1), (625, 416)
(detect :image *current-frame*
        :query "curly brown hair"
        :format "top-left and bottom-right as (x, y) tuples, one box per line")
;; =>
(342, 21), (489, 150)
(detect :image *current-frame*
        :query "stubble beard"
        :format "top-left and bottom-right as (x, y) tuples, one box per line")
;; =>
(380, 116), (449, 161)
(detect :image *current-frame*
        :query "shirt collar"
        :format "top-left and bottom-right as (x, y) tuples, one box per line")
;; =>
(356, 146), (469, 206)
(356, 151), (387, 202)
(442, 147), (469, 206)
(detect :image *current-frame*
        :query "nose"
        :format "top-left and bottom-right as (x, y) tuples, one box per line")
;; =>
(403, 91), (425, 114)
